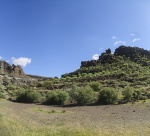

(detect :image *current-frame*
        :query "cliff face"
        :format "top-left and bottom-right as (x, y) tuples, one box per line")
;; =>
(114, 46), (150, 59)
(0, 61), (25, 76)
(10, 65), (25, 76)
(80, 46), (150, 68)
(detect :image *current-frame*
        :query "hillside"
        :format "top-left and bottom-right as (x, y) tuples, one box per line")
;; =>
(1, 45), (150, 106)
(59, 46), (150, 89)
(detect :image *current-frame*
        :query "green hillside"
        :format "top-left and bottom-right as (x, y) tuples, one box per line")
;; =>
(2, 45), (150, 105)
(60, 45), (150, 88)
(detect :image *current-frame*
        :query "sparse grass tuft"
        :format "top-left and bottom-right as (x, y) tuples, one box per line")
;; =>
(35, 108), (68, 114)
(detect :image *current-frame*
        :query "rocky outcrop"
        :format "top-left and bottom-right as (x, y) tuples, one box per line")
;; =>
(10, 64), (25, 76)
(0, 61), (25, 76)
(81, 60), (98, 68)
(80, 49), (114, 67)
(0, 61), (11, 74)
(114, 46), (150, 59)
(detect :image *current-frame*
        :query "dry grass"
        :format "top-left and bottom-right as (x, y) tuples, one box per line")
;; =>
(1, 117), (150, 136)
(0, 100), (150, 136)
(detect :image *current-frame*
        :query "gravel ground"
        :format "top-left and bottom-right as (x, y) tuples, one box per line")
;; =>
(0, 100), (150, 131)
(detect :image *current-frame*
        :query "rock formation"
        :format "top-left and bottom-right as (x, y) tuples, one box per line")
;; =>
(10, 64), (25, 76)
(114, 45), (150, 59)
(0, 61), (25, 76)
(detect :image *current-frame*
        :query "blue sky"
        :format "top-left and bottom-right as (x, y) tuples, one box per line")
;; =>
(0, 0), (150, 77)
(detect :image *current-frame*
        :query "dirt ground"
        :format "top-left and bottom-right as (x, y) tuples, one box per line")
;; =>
(0, 100), (150, 134)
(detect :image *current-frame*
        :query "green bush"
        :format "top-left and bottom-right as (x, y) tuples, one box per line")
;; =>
(69, 86), (94, 105)
(139, 95), (147, 100)
(0, 92), (5, 99)
(46, 90), (69, 105)
(89, 82), (101, 92)
(123, 86), (133, 102)
(133, 90), (141, 100)
(37, 81), (54, 89)
(98, 87), (118, 104)
(7, 83), (16, 90)
(16, 88), (42, 103)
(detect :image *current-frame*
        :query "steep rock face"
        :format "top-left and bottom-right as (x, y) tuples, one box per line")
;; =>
(0, 61), (11, 74)
(10, 65), (25, 76)
(0, 61), (25, 76)
(114, 46), (150, 59)
(80, 49), (114, 68)
(81, 60), (98, 68)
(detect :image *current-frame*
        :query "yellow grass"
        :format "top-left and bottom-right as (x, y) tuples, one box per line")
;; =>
(0, 114), (150, 136)
(0, 99), (150, 136)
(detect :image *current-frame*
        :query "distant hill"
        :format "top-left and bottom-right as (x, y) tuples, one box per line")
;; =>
(2, 45), (149, 90)
(1, 45), (150, 105)
(58, 45), (150, 89)
(0, 61), (51, 88)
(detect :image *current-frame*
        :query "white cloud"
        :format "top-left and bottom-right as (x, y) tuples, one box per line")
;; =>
(130, 33), (135, 36)
(0, 56), (3, 60)
(114, 41), (126, 46)
(0, 56), (5, 61)
(92, 54), (99, 60)
(132, 38), (141, 42)
(112, 36), (117, 39)
(11, 57), (31, 67)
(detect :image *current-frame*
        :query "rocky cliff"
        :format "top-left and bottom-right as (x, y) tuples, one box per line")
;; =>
(80, 46), (150, 68)
(114, 45), (150, 60)
(0, 61), (25, 76)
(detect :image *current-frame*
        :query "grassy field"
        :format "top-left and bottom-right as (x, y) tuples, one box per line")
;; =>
(0, 99), (150, 136)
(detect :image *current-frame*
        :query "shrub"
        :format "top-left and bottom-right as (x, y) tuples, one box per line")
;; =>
(89, 82), (101, 92)
(69, 86), (94, 105)
(7, 83), (16, 90)
(46, 90), (69, 105)
(37, 81), (54, 89)
(16, 88), (42, 103)
(123, 86), (133, 102)
(139, 95), (147, 100)
(133, 90), (141, 100)
(98, 87), (118, 104)
(0, 92), (5, 99)
(57, 91), (69, 105)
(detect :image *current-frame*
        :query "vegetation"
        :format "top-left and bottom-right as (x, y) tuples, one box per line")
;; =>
(69, 86), (95, 105)
(0, 92), (5, 99)
(98, 87), (118, 104)
(1, 45), (150, 136)
(123, 86), (133, 102)
(1, 45), (150, 106)
(89, 82), (101, 92)
(45, 90), (69, 105)
(35, 108), (67, 114)
(16, 88), (42, 103)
